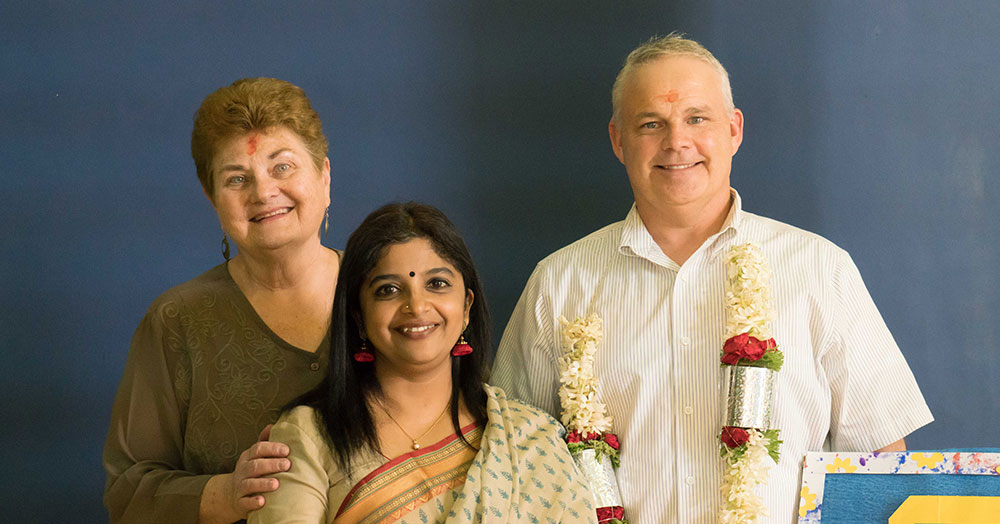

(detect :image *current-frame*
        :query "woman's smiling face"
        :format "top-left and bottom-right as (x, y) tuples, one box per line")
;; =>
(209, 126), (330, 256)
(359, 237), (473, 375)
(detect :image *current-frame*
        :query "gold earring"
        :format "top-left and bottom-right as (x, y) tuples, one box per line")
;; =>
(323, 207), (330, 235)
(221, 235), (231, 261)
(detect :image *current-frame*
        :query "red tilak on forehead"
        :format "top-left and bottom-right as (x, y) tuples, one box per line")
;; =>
(246, 134), (258, 156)
(666, 90), (679, 103)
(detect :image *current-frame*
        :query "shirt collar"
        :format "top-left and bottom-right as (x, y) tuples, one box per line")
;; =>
(618, 204), (661, 263)
(618, 187), (744, 263)
(707, 187), (743, 257)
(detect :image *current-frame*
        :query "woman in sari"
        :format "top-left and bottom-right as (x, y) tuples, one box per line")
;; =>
(249, 202), (596, 523)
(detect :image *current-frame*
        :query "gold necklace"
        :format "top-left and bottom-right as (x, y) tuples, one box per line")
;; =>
(380, 401), (450, 450)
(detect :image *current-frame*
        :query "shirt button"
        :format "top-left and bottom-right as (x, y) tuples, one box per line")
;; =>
(680, 275), (689, 283)
(309, 362), (320, 371)
(685, 476), (695, 486)
(683, 406), (693, 415)
(680, 336), (691, 346)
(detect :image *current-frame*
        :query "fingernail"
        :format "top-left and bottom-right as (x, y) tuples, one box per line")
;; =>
(281, 459), (291, 469)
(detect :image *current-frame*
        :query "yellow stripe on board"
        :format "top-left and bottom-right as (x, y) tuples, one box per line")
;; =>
(889, 495), (1000, 523)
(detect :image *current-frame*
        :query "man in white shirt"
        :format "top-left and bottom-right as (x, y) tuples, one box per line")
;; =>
(491, 34), (932, 523)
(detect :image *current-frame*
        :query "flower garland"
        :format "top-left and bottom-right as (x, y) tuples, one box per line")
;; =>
(558, 314), (627, 524)
(718, 243), (783, 523)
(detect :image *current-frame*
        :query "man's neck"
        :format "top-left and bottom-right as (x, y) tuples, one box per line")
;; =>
(637, 191), (733, 266)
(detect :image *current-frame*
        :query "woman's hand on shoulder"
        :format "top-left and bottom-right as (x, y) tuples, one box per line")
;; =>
(198, 425), (292, 523)
(230, 425), (293, 512)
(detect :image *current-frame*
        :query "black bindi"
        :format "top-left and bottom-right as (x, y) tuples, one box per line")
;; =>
(409, 271), (415, 277)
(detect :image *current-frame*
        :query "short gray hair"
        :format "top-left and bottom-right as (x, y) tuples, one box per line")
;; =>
(611, 33), (734, 123)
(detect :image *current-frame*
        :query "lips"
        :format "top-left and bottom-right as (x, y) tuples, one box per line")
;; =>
(658, 161), (701, 170)
(250, 207), (292, 222)
(396, 323), (439, 337)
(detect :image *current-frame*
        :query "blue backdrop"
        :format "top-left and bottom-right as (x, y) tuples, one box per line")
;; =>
(2, 2), (997, 522)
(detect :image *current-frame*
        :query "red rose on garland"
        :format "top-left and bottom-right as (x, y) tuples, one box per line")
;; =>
(721, 426), (750, 448)
(721, 333), (775, 365)
(596, 506), (625, 522)
(566, 430), (582, 443)
(603, 433), (620, 450)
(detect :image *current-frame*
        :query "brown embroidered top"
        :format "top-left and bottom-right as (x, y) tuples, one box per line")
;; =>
(103, 263), (330, 523)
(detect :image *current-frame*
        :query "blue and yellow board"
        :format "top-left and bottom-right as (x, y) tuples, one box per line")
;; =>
(798, 451), (1000, 523)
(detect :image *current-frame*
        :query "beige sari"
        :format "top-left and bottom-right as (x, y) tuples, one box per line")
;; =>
(252, 385), (597, 524)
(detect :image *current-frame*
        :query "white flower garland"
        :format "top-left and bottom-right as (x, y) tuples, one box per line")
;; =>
(718, 243), (782, 523)
(719, 429), (774, 523)
(557, 314), (613, 435)
(724, 243), (774, 341)
(558, 314), (627, 524)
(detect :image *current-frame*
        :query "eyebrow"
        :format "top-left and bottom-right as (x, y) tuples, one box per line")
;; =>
(635, 104), (711, 119)
(217, 148), (296, 172)
(367, 267), (456, 287)
(268, 148), (293, 160)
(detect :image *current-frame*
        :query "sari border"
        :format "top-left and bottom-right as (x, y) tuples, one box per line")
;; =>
(336, 421), (482, 517)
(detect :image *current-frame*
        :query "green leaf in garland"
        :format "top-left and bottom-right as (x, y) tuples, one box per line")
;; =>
(763, 429), (782, 463)
(760, 346), (784, 372)
(720, 441), (748, 462)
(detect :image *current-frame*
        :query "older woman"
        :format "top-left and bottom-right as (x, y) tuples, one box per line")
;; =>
(248, 203), (596, 524)
(103, 78), (341, 524)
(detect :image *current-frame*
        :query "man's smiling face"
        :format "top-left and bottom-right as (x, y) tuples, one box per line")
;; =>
(609, 55), (743, 215)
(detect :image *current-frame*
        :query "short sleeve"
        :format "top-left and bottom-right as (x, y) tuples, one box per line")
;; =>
(822, 251), (933, 450)
(103, 303), (211, 523)
(491, 264), (562, 417)
(248, 408), (331, 524)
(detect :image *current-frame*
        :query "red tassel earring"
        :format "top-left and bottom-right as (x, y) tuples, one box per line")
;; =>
(451, 331), (473, 356)
(354, 339), (374, 362)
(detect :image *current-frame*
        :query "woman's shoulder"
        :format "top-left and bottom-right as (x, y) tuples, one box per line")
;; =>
(149, 264), (232, 306)
(140, 263), (240, 325)
(271, 405), (334, 455)
(483, 384), (565, 435)
(271, 405), (370, 487)
(275, 405), (324, 434)
(125, 264), (235, 354)
(483, 383), (550, 414)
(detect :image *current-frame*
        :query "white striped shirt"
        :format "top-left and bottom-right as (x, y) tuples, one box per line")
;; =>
(492, 189), (932, 523)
